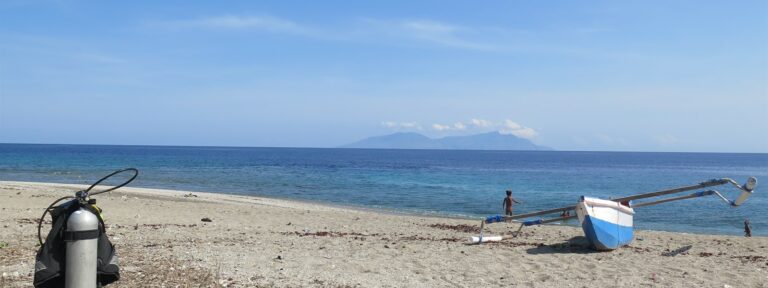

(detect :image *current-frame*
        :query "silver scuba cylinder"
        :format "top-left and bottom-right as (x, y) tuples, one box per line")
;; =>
(65, 208), (99, 288)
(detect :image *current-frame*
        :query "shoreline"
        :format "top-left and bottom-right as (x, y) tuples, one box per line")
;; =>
(0, 180), (756, 238)
(0, 180), (477, 221)
(1, 181), (766, 287)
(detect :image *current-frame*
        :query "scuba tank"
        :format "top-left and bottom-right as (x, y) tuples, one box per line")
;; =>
(65, 205), (100, 288)
(34, 168), (138, 288)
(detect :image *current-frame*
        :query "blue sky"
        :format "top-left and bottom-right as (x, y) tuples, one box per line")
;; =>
(0, 0), (766, 152)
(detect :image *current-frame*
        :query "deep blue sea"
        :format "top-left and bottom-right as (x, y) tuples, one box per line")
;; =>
(1, 144), (766, 236)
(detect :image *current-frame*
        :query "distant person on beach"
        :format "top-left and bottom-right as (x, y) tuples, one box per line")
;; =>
(503, 189), (521, 217)
(744, 219), (752, 237)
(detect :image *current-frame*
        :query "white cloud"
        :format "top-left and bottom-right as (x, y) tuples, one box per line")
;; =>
(199, 15), (299, 30)
(501, 120), (522, 130)
(144, 15), (615, 55)
(422, 118), (538, 139)
(149, 15), (317, 36)
(400, 122), (421, 129)
(498, 119), (537, 139)
(148, 15), (512, 51)
(432, 124), (451, 131)
(430, 122), (468, 131)
(382, 121), (398, 128)
(500, 126), (537, 139)
(470, 118), (494, 128)
(362, 19), (497, 51)
(382, 121), (422, 130)
(402, 20), (459, 34)
(400, 20), (496, 50)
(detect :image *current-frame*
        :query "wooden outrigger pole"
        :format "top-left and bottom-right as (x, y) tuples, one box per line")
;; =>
(473, 177), (757, 244)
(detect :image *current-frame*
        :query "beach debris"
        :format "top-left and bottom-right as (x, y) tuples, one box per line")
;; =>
(201, 217), (213, 222)
(661, 245), (692, 257)
(428, 223), (480, 233)
(286, 222), (291, 226)
(276, 255), (282, 260)
(183, 193), (198, 198)
(282, 231), (380, 238)
(628, 246), (651, 253)
(713, 239), (734, 246)
(2, 271), (20, 278)
(490, 241), (546, 248)
(0, 242), (8, 249)
(384, 245), (390, 249)
(249, 275), (264, 282)
(731, 255), (766, 263)
(17, 217), (47, 224)
(469, 235), (505, 244)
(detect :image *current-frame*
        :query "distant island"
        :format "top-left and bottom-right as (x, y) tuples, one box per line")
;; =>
(341, 132), (553, 151)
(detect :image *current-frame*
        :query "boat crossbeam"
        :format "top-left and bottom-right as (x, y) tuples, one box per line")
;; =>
(610, 178), (731, 203)
(473, 177), (757, 245)
(484, 206), (575, 224)
(485, 178), (750, 225)
(631, 190), (717, 208)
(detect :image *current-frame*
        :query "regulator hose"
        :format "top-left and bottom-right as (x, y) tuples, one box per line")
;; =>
(37, 168), (139, 246)
(83, 168), (139, 197)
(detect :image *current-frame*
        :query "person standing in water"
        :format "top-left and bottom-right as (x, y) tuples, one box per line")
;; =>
(744, 219), (752, 237)
(503, 189), (521, 217)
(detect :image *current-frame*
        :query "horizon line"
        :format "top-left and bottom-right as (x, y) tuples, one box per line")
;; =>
(1, 142), (766, 155)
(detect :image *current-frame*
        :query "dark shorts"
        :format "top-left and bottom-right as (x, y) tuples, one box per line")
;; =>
(505, 210), (513, 216)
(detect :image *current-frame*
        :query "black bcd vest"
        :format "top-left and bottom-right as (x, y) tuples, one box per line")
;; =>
(34, 200), (120, 287)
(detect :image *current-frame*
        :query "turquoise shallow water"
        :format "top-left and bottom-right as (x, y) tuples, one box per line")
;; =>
(1, 144), (766, 236)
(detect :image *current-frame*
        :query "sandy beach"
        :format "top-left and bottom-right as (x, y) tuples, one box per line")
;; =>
(0, 181), (766, 287)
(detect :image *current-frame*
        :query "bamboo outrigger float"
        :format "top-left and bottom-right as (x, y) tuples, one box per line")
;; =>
(473, 177), (758, 251)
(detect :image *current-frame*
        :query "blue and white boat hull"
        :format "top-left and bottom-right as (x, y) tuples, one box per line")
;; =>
(576, 196), (635, 251)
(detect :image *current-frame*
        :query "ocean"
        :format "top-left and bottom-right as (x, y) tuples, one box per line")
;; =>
(1, 144), (766, 236)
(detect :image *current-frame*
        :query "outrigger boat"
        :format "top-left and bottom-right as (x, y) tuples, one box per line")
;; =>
(473, 177), (758, 251)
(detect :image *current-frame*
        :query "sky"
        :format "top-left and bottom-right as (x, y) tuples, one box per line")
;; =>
(0, 0), (766, 152)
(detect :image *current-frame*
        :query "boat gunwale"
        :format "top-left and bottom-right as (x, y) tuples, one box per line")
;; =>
(580, 196), (636, 215)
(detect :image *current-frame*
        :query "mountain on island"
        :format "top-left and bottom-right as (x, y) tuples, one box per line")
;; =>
(342, 132), (552, 151)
